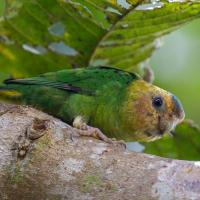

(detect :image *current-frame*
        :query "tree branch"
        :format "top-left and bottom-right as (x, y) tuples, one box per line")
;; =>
(0, 103), (200, 200)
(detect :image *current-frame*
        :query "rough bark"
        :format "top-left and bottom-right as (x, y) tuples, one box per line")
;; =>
(0, 103), (200, 200)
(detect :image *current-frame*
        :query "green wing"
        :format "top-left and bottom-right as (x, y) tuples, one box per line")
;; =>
(4, 66), (140, 95)
(1, 66), (141, 126)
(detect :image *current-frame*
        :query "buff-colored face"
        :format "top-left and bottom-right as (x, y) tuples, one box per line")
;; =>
(123, 80), (185, 142)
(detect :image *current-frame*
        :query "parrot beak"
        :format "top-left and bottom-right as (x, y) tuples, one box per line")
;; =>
(172, 95), (185, 122)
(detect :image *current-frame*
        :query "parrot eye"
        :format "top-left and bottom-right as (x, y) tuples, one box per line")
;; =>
(153, 97), (163, 108)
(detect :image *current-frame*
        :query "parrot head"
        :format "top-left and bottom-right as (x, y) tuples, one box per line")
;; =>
(122, 80), (185, 142)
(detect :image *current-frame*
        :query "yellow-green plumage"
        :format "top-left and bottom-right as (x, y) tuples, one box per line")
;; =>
(0, 66), (185, 142)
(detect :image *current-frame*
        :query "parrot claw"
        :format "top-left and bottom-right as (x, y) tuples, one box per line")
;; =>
(72, 117), (126, 148)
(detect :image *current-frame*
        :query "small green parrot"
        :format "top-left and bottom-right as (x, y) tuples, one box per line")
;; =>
(0, 66), (185, 143)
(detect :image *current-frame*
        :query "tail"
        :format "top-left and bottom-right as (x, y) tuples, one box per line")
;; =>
(0, 78), (22, 102)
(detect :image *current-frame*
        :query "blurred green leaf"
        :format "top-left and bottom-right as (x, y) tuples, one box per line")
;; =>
(0, 0), (200, 77)
(0, 1), (5, 17)
(90, 3), (200, 71)
(143, 120), (200, 161)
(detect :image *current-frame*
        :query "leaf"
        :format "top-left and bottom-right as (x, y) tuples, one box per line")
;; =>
(90, 2), (200, 71)
(143, 120), (200, 161)
(0, 0), (200, 77)
(0, 0), (5, 17)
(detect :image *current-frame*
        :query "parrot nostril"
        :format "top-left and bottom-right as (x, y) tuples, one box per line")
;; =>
(171, 95), (185, 121)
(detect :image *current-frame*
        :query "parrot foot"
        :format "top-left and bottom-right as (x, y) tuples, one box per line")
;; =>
(73, 116), (126, 148)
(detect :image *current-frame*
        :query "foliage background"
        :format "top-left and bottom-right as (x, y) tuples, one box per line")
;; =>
(0, 0), (200, 160)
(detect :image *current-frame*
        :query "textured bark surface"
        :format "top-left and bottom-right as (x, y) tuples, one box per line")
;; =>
(0, 103), (200, 200)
